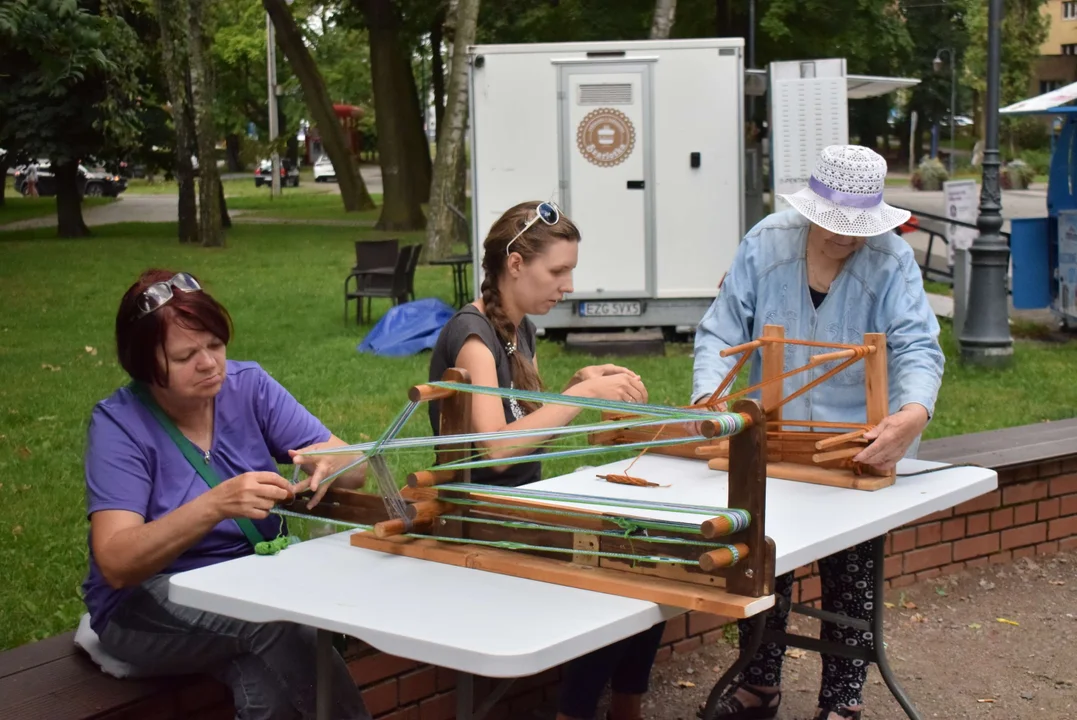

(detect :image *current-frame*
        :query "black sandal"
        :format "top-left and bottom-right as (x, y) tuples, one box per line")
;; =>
(813, 706), (862, 719)
(695, 683), (781, 719)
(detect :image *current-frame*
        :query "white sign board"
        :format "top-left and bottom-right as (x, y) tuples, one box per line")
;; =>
(769, 59), (848, 213)
(943, 179), (978, 266)
(1058, 211), (1077, 323)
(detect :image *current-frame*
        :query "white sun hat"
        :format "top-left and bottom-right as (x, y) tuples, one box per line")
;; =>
(778, 145), (911, 237)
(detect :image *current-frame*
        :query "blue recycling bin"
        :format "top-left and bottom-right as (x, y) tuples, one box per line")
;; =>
(1010, 217), (1052, 309)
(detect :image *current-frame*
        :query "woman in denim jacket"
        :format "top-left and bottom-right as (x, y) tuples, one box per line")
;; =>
(692, 146), (944, 720)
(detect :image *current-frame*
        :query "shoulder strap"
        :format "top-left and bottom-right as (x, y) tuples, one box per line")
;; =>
(128, 382), (268, 548)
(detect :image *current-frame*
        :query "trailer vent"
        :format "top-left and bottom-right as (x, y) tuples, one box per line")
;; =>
(578, 83), (633, 105)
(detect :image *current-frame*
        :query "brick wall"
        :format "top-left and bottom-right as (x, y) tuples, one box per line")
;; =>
(793, 463), (1077, 605)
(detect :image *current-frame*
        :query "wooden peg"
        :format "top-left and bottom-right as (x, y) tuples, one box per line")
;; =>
(701, 413), (753, 438)
(699, 543), (750, 572)
(405, 500), (452, 525)
(809, 348), (860, 365)
(814, 428), (868, 451)
(719, 339), (764, 357)
(700, 515), (734, 538)
(408, 384), (457, 403)
(407, 470), (457, 488)
(373, 518), (408, 538)
(811, 447), (863, 464)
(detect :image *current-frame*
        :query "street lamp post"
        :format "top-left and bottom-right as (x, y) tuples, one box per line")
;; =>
(933, 48), (956, 177)
(958, 0), (1013, 366)
(266, 12), (280, 198)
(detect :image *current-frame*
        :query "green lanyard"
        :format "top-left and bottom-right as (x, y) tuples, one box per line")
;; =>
(128, 382), (269, 549)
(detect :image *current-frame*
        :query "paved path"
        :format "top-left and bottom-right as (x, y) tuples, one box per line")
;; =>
(0, 166), (383, 231)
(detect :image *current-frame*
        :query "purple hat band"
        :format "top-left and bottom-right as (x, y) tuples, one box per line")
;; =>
(808, 175), (883, 210)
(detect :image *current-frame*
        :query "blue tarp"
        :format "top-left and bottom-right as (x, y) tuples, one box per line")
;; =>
(357, 298), (457, 357)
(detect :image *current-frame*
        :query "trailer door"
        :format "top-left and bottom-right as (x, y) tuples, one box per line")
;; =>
(558, 62), (653, 306)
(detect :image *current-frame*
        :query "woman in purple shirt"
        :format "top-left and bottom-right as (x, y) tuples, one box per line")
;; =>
(82, 269), (371, 720)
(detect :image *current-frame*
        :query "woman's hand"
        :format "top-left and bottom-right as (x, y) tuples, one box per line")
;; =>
(209, 472), (295, 520)
(566, 364), (640, 389)
(289, 444), (368, 510)
(853, 404), (930, 471)
(568, 371), (648, 404)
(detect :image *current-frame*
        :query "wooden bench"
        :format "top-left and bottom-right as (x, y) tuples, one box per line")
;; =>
(918, 416), (1077, 470)
(0, 631), (232, 720)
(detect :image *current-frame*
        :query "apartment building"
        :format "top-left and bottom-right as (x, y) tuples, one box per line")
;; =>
(1033, 0), (1077, 96)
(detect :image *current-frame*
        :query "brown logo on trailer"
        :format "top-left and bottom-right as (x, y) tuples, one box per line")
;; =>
(576, 108), (635, 167)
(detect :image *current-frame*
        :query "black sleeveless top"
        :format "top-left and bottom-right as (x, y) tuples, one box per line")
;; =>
(427, 305), (541, 487)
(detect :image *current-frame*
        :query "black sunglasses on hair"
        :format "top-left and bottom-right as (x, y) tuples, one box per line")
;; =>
(506, 201), (561, 254)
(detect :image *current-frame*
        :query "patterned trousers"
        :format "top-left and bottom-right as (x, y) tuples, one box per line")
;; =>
(736, 539), (876, 709)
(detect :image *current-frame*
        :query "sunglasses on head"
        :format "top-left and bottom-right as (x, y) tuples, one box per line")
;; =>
(135, 272), (202, 319)
(506, 201), (561, 255)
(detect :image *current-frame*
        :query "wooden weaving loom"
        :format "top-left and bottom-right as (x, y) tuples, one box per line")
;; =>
(590, 324), (895, 491)
(297, 369), (777, 619)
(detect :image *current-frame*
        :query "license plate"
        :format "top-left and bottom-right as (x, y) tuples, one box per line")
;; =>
(578, 301), (642, 317)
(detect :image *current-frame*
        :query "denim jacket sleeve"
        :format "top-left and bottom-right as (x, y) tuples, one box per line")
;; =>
(691, 239), (757, 404)
(873, 244), (945, 417)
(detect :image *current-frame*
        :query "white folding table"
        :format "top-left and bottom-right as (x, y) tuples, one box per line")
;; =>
(168, 455), (996, 720)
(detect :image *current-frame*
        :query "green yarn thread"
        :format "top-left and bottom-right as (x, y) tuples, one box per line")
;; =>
(255, 534), (301, 556)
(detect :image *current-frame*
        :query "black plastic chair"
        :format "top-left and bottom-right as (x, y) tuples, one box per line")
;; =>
(345, 245), (418, 324)
(344, 239), (400, 323)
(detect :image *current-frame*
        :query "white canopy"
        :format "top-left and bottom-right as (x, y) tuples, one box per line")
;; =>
(744, 69), (920, 98)
(1000, 80), (1077, 115)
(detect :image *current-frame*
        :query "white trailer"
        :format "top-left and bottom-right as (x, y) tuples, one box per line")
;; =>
(466, 40), (918, 335)
(467, 38), (746, 333)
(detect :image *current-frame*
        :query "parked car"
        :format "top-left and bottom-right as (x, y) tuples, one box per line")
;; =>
(313, 155), (337, 183)
(13, 162), (127, 198)
(254, 159), (299, 187)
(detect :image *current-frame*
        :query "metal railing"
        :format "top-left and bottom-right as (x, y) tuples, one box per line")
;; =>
(891, 205), (1011, 287)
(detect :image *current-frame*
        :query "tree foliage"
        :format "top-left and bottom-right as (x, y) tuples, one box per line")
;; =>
(0, 0), (144, 237)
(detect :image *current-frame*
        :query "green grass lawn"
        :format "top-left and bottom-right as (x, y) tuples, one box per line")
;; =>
(124, 168), (386, 222)
(228, 191), (383, 223)
(1, 220), (1075, 651)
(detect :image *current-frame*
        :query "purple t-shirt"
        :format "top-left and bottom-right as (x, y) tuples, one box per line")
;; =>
(81, 360), (330, 634)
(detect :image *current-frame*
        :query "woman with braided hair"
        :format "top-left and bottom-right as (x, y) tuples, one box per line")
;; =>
(428, 200), (648, 487)
(427, 200), (664, 720)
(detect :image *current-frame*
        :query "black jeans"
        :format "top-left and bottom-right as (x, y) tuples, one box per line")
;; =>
(557, 621), (666, 719)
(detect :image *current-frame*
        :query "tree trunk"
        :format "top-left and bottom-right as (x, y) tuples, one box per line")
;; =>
(402, 45), (432, 204)
(897, 117), (910, 171)
(187, 0), (223, 247)
(358, 0), (427, 230)
(426, 0), (479, 260)
(265, 0), (374, 212)
(650, 0), (677, 39)
(178, 157), (198, 243)
(0, 153), (8, 207)
(153, 0), (199, 243)
(218, 176), (231, 229)
(55, 160), (90, 238)
(225, 133), (243, 171)
(431, 9), (446, 142)
(913, 122), (926, 166)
